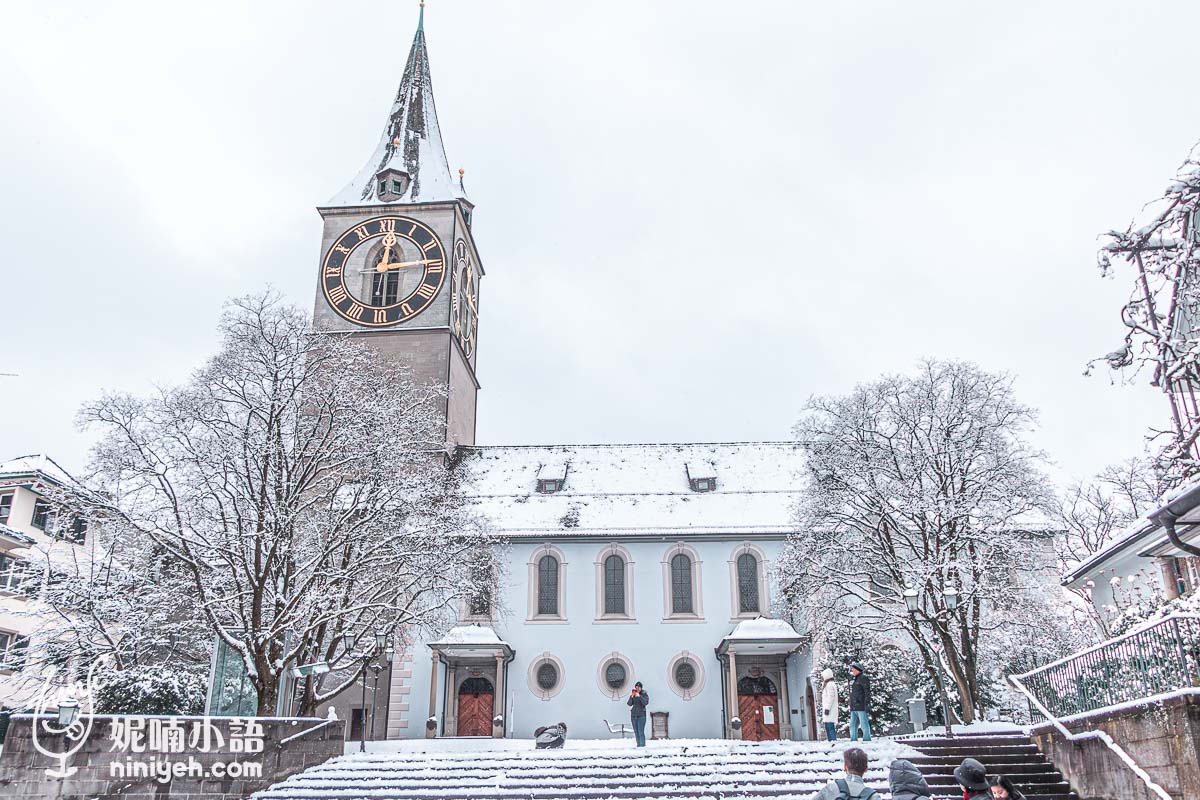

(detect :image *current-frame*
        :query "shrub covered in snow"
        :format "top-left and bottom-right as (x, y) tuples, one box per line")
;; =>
(94, 666), (206, 716)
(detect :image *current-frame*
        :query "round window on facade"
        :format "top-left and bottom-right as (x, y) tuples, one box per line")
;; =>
(667, 651), (705, 700)
(605, 661), (627, 690)
(674, 660), (697, 690)
(537, 661), (559, 691)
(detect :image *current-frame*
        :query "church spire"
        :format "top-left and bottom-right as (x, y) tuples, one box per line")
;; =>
(328, 3), (465, 207)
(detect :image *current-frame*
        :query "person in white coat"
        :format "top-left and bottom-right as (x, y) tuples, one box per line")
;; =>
(820, 667), (839, 741)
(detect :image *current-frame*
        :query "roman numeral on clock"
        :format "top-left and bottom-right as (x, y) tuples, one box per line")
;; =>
(373, 309), (388, 324)
(426, 260), (443, 273)
(324, 264), (342, 277)
(377, 219), (396, 234)
(415, 283), (437, 300)
(346, 303), (364, 320)
(421, 239), (439, 253)
(353, 225), (371, 241)
(400, 302), (414, 316)
(328, 285), (349, 304)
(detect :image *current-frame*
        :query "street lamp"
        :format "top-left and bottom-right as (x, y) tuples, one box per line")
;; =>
(903, 584), (957, 737)
(56, 697), (79, 728)
(358, 633), (394, 753)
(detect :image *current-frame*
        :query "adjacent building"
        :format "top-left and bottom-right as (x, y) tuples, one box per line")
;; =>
(0, 455), (91, 709)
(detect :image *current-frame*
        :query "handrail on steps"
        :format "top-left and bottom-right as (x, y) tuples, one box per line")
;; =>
(1005, 615), (1200, 800)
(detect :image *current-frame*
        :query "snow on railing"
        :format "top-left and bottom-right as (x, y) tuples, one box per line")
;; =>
(1006, 614), (1200, 800)
(1014, 613), (1200, 718)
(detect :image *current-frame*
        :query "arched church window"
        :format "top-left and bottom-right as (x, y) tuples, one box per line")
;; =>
(537, 554), (559, 616)
(370, 258), (401, 306)
(737, 553), (760, 614)
(670, 553), (693, 614)
(604, 554), (625, 615)
(467, 555), (493, 618)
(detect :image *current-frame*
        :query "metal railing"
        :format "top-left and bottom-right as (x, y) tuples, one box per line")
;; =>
(1007, 614), (1200, 800)
(1014, 614), (1200, 719)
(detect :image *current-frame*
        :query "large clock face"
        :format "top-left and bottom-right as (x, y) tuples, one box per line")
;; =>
(452, 238), (479, 357)
(321, 215), (446, 327)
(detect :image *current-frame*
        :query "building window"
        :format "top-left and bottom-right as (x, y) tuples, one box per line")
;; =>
(537, 555), (559, 616)
(0, 493), (11, 525)
(667, 651), (705, 700)
(467, 556), (493, 618)
(604, 661), (627, 690)
(595, 652), (634, 700)
(737, 553), (760, 614)
(31, 500), (51, 530)
(671, 553), (694, 614)
(536, 463), (567, 494)
(391, 179), (404, 195)
(674, 660), (697, 690)
(65, 516), (87, 545)
(604, 555), (625, 615)
(0, 554), (28, 594)
(371, 266), (400, 306)
(537, 479), (561, 494)
(528, 653), (565, 700)
(0, 631), (29, 672)
(536, 662), (558, 691)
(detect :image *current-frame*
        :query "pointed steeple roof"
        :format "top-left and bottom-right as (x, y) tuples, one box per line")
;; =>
(328, 6), (466, 207)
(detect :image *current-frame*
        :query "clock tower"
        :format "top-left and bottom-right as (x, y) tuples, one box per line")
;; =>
(313, 5), (481, 448)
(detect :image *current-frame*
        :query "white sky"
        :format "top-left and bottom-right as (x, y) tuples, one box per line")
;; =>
(2, 0), (1197, 485)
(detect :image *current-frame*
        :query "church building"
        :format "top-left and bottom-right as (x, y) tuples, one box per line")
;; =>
(305, 8), (814, 742)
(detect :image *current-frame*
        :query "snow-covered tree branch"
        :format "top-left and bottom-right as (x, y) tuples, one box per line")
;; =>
(1091, 141), (1200, 478)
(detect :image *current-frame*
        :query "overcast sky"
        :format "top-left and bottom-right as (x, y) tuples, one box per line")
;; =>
(2, 0), (1198, 484)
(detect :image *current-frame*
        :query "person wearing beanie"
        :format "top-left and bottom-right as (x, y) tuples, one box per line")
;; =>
(953, 758), (991, 800)
(820, 668), (839, 741)
(848, 664), (872, 741)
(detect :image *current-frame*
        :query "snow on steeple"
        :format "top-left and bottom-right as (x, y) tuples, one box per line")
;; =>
(328, 3), (466, 207)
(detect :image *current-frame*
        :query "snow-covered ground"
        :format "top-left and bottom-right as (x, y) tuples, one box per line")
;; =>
(257, 737), (921, 800)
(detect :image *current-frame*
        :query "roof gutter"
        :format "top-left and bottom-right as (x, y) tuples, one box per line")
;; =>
(1148, 481), (1200, 558)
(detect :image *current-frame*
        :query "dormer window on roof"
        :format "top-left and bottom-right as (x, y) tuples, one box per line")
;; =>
(537, 462), (568, 494)
(685, 461), (717, 493)
(376, 168), (411, 203)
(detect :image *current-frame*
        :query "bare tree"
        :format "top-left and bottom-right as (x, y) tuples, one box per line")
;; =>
(1091, 140), (1200, 481)
(1056, 457), (1176, 636)
(64, 293), (492, 715)
(777, 359), (1058, 723)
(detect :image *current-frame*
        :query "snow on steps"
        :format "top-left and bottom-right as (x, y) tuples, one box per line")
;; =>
(253, 738), (920, 800)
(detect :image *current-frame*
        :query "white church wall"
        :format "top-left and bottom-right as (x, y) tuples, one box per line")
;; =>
(394, 535), (804, 741)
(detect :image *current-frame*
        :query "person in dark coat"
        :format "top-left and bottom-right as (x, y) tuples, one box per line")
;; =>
(888, 758), (932, 800)
(988, 775), (1027, 799)
(627, 681), (649, 747)
(954, 758), (992, 800)
(848, 664), (872, 741)
(533, 722), (567, 749)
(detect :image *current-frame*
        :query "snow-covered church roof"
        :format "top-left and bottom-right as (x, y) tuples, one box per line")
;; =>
(326, 6), (466, 207)
(458, 441), (804, 539)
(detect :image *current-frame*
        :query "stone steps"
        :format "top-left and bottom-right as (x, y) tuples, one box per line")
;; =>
(904, 730), (1078, 800)
(252, 740), (911, 800)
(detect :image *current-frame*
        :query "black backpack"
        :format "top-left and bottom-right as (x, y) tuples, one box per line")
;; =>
(835, 779), (881, 800)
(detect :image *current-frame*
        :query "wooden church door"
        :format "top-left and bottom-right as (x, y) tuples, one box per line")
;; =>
(456, 677), (494, 737)
(737, 675), (781, 741)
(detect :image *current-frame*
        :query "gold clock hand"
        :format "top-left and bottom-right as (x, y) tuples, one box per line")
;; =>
(375, 258), (438, 272)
